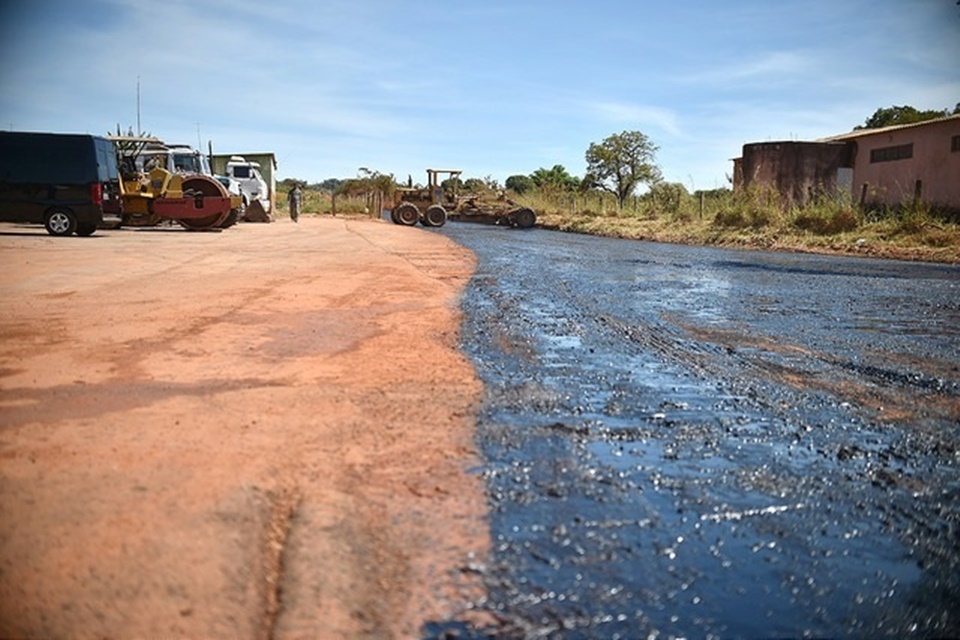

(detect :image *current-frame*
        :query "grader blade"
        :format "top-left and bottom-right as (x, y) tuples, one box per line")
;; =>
(242, 199), (272, 222)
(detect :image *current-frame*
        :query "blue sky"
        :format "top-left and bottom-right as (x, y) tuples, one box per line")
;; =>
(1, 0), (958, 190)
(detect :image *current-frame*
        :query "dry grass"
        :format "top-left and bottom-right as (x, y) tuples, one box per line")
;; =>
(278, 189), (380, 217)
(527, 190), (960, 264)
(280, 185), (959, 264)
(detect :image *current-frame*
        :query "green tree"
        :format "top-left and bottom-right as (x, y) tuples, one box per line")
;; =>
(530, 164), (580, 191)
(505, 174), (535, 194)
(463, 178), (486, 192)
(646, 181), (688, 213)
(855, 103), (959, 129)
(441, 176), (464, 192)
(481, 175), (501, 190)
(336, 168), (394, 197)
(585, 130), (662, 209)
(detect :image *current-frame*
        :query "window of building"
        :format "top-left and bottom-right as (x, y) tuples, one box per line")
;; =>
(952, 135), (960, 152)
(870, 143), (913, 163)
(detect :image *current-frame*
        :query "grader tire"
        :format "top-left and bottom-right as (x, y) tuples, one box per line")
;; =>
(422, 205), (447, 228)
(512, 207), (537, 229)
(393, 202), (419, 226)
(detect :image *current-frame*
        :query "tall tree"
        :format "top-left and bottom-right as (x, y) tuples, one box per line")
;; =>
(855, 104), (958, 130)
(530, 164), (580, 191)
(336, 168), (395, 197)
(463, 178), (486, 192)
(505, 174), (535, 194)
(585, 130), (661, 209)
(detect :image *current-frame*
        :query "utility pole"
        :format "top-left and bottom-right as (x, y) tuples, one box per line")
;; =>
(136, 75), (141, 135)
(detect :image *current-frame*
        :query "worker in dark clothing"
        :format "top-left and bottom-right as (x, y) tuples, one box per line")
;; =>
(288, 184), (302, 222)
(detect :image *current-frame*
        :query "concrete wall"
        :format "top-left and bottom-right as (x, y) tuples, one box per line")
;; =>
(844, 116), (960, 209)
(733, 115), (960, 212)
(737, 141), (853, 206)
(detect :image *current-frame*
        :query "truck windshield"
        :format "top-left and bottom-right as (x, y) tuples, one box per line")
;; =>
(173, 153), (202, 174)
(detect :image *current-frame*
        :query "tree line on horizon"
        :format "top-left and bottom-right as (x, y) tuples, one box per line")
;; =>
(284, 103), (957, 211)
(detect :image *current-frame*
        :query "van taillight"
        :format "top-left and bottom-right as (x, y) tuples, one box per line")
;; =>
(90, 183), (103, 205)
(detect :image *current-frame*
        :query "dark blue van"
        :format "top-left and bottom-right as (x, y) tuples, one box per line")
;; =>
(0, 131), (123, 236)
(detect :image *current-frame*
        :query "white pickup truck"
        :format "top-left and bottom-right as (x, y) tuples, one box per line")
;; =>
(224, 156), (271, 214)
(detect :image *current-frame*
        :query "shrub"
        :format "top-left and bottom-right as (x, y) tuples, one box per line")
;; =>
(920, 228), (954, 247)
(713, 208), (747, 228)
(713, 201), (779, 228)
(895, 207), (934, 235)
(712, 185), (783, 229)
(792, 207), (860, 235)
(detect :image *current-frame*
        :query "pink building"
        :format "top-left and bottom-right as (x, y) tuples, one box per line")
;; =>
(821, 114), (960, 210)
(734, 114), (960, 211)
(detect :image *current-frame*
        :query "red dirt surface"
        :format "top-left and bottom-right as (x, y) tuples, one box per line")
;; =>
(0, 217), (490, 638)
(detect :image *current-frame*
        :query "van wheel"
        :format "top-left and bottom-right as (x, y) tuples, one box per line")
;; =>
(45, 208), (77, 236)
(76, 223), (98, 237)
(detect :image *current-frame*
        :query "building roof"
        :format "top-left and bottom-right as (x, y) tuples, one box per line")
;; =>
(211, 151), (277, 169)
(818, 113), (960, 142)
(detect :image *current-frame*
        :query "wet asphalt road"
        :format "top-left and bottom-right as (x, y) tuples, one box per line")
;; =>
(429, 223), (960, 639)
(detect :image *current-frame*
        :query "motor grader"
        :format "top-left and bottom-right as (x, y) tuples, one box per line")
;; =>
(390, 169), (536, 229)
(110, 136), (242, 230)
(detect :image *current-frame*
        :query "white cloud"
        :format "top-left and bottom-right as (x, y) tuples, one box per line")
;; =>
(585, 102), (684, 138)
(676, 50), (815, 88)
(2, 0), (956, 190)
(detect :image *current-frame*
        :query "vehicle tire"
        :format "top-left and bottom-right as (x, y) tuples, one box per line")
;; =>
(512, 207), (537, 229)
(45, 208), (77, 236)
(75, 223), (98, 237)
(393, 202), (419, 226)
(422, 205), (447, 228)
(218, 208), (240, 229)
(178, 176), (231, 230)
(390, 208), (400, 224)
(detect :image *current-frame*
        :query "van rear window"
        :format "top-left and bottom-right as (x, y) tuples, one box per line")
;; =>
(94, 138), (119, 181)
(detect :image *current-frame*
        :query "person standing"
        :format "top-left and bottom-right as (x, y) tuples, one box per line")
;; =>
(288, 184), (302, 223)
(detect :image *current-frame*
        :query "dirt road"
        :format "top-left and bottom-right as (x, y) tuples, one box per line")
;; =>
(0, 217), (490, 638)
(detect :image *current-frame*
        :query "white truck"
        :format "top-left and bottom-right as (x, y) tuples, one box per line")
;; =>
(224, 156), (271, 214)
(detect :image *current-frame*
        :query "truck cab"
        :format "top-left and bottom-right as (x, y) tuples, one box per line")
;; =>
(224, 156), (271, 213)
